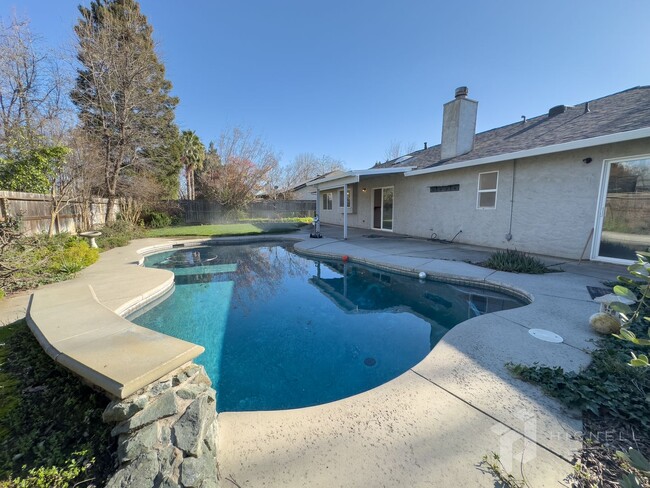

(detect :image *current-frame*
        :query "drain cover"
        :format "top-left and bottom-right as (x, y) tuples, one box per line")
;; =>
(364, 357), (377, 367)
(528, 328), (563, 343)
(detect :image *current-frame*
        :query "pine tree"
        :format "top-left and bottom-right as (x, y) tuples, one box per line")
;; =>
(71, 0), (179, 221)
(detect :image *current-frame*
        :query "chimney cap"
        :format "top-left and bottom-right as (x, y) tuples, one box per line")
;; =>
(455, 86), (469, 99)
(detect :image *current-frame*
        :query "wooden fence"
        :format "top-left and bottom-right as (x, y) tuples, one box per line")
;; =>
(181, 199), (316, 224)
(0, 191), (117, 236)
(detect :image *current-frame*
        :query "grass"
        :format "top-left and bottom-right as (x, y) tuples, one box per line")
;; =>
(146, 221), (308, 238)
(0, 320), (114, 487)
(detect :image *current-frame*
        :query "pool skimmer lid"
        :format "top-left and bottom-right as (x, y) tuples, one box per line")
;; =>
(528, 328), (563, 343)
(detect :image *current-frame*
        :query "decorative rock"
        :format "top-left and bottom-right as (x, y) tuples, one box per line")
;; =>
(173, 394), (216, 456)
(112, 389), (179, 436)
(150, 379), (173, 397)
(105, 451), (160, 488)
(159, 444), (183, 479)
(590, 312), (621, 334)
(194, 370), (212, 387)
(176, 383), (206, 400)
(180, 456), (206, 487)
(103, 395), (147, 423)
(117, 422), (158, 463)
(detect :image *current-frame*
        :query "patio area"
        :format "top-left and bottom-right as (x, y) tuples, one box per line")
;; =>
(0, 227), (626, 487)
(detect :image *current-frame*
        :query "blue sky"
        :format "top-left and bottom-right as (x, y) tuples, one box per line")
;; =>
(4, 0), (650, 169)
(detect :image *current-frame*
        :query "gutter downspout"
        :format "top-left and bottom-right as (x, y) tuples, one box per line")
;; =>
(343, 183), (348, 240)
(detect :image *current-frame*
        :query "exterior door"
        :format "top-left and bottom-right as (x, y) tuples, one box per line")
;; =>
(372, 187), (394, 231)
(594, 156), (650, 262)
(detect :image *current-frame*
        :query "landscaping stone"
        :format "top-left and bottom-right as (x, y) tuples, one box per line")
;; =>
(180, 456), (206, 487)
(117, 422), (158, 463)
(111, 389), (179, 436)
(103, 362), (220, 487)
(103, 394), (147, 422)
(173, 393), (216, 456)
(105, 451), (160, 488)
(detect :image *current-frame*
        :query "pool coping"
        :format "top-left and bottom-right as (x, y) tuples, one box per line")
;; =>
(19, 232), (624, 486)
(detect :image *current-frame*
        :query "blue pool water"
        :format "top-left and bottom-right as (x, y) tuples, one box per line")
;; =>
(130, 242), (524, 412)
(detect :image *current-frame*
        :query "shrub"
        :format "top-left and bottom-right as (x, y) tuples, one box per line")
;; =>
(49, 240), (99, 274)
(98, 220), (144, 251)
(141, 211), (172, 229)
(482, 249), (551, 274)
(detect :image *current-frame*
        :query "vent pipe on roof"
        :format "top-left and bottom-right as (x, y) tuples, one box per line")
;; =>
(584, 101), (591, 113)
(441, 86), (478, 160)
(424, 142), (428, 150)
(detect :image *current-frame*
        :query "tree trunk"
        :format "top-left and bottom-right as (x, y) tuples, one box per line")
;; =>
(48, 213), (57, 238)
(105, 193), (116, 223)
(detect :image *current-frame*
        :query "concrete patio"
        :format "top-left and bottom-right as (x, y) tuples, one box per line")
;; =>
(0, 227), (626, 487)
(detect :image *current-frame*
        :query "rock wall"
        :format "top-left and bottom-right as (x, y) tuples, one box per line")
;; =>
(102, 363), (219, 488)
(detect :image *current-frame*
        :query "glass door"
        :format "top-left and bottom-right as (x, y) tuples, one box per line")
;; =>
(372, 187), (394, 231)
(595, 156), (650, 262)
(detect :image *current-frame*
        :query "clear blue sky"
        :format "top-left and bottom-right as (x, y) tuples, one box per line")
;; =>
(4, 0), (650, 169)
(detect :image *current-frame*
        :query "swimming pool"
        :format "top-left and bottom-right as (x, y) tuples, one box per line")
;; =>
(130, 242), (525, 411)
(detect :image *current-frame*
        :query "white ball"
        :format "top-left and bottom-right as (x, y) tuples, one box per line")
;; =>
(418, 271), (427, 280)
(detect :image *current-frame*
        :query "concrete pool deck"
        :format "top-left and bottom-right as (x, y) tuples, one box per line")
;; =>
(0, 228), (625, 487)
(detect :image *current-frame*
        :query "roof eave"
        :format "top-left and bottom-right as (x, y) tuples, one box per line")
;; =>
(306, 167), (415, 187)
(405, 127), (650, 177)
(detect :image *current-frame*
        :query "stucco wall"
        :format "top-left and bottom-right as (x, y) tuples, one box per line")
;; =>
(318, 138), (650, 259)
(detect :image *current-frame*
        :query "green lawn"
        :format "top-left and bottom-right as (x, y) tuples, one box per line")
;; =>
(145, 221), (308, 238)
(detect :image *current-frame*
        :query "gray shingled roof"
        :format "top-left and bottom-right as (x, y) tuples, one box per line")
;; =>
(375, 86), (650, 170)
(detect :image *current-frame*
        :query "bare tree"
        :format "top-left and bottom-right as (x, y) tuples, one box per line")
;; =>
(197, 127), (278, 209)
(71, 0), (179, 222)
(269, 153), (345, 199)
(384, 140), (417, 162)
(0, 16), (72, 145)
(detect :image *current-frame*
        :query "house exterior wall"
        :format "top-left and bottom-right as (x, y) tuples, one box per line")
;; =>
(318, 138), (650, 259)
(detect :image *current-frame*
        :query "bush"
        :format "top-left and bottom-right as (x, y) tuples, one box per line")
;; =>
(97, 220), (144, 251)
(0, 234), (99, 294)
(49, 240), (99, 274)
(141, 211), (172, 229)
(482, 249), (552, 274)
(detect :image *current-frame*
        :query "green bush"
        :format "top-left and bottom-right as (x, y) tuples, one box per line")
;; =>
(97, 220), (144, 251)
(482, 249), (552, 274)
(0, 234), (100, 294)
(49, 240), (99, 274)
(142, 211), (172, 229)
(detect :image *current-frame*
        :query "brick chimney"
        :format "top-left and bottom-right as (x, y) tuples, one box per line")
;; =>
(440, 86), (478, 160)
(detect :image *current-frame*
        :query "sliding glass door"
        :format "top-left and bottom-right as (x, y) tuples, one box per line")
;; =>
(595, 156), (650, 262)
(372, 187), (394, 231)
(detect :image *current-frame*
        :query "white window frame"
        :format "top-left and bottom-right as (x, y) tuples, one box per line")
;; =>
(338, 187), (353, 211)
(591, 153), (650, 264)
(477, 171), (498, 209)
(322, 192), (333, 211)
(372, 186), (394, 232)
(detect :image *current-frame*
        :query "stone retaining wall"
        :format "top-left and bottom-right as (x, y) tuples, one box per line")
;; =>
(102, 362), (219, 488)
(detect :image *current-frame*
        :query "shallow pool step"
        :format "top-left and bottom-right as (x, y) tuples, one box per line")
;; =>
(173, 263), (238, 276)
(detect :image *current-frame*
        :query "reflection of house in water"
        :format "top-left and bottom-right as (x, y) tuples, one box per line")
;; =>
(309, 261), (523, 349)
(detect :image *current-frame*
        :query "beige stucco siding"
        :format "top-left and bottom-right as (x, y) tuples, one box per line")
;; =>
(319, 138), (650, 259)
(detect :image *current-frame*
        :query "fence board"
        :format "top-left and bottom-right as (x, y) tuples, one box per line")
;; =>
(180, 199), (316, 224)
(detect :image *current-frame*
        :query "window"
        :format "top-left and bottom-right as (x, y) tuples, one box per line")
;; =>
(322, 192), (333, 210)
(338, 188), (352, 209)
(477, 171), (498, 209)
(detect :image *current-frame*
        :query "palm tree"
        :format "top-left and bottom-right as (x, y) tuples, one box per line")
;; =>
(179, 130), (205, 200)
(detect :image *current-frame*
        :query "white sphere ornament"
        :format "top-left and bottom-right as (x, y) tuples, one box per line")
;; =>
(418, 272), (427, 280)
(589, 312), (621, 335)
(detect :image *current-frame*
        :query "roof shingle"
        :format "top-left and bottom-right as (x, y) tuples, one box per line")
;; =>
(375, 86), (650, 170)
